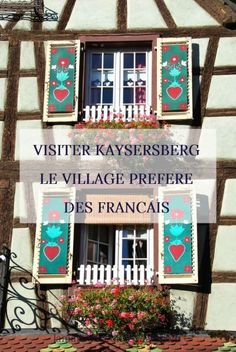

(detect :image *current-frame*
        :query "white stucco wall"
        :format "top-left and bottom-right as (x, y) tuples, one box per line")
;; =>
(4, 282), (40, 329)
(215, 37), (236, 66)
(14, 182), (27, 218)
(163, 0), (219, 27)
(66, 0), (117, 30)
(42, 0), (67, 30)
(20, 42), (36, 70)
(192, 38), (209, 68)
(0, 78), (7, 111)
(170, 290), (197, 327)
(221, 179), (236, 216)
(11, 228), (33, 271)
(206, 284), (236, 331)
(15, 120), (44, 160)
(17, 77), (39, 112)
(47, 289), (64, 328)
(0, 41), (9, 70)
(213, 226), (236, 272)
(127, 0), (167, 29)
(200, 117), (236, 160)
(207, 75), (236, 109)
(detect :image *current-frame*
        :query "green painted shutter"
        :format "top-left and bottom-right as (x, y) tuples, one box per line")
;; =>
(157, 38), (193, 120)
(43, 40), (80, 122)
(33, 188), (76, 284)
(158, 187), (198, 284)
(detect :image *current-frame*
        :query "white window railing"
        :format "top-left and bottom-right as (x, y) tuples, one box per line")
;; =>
(83, 105), (152, 122)
(77, 264), (154, 286)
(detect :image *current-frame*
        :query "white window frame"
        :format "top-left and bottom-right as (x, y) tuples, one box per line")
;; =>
(86, 48), (152, 110)
(115, 225), (154, 269)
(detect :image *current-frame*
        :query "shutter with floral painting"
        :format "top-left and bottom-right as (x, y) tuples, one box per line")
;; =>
(157, 38), (192, 120)
(158, 186), (198, 284)
(43, 40), (80, 122)
(33, 188), (75, 284)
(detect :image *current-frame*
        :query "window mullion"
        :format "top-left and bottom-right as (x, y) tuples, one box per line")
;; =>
(115, 52), (121, 112)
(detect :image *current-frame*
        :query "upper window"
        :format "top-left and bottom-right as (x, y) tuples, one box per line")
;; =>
(86, 49), (152, 109)
(43, 37), (193, 122)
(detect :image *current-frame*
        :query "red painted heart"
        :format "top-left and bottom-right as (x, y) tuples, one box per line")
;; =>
(44, 245), (61, 262)
(166, 86), (183, 100)
(53, 87), (69, 102)
(168, 244), (185, 262)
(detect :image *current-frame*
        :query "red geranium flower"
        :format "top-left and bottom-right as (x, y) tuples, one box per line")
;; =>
(48, 210), (60, 221)
(111, 287), (120, 296)
(106, 319), (113, 327)
(58, 58), (70, 67)
(170, 55), (179, 63)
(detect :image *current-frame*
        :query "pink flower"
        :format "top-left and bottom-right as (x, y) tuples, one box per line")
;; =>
(85, 319), (90, 326)
(128, 339), (135, 346)
(171, 208), (184, 220)
(120, 312), (130, 318)
(184, 236), (191, 243)
(184, 265), (192, 273)
(164, 236), (170, 242)
(112, 330), (118, 337)
(128, 323), (135, 330)
(137, 311), (146, 319)
(164, 266), (172, 273)
(74, 307), (81, 314)
(162, 45), (169, 52)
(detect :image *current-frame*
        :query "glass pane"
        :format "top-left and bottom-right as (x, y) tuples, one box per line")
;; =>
(135, 259), (147, 266)
(122, 259), (133, 267)
(104, 54), (114, 69)
(122, 239), (134, 259)
(88, 225), (98, 240)
(123, 88), (134, 104)
(135, 87), (146, 104)
(100, 225), (109, 243)
(99, 244), (109, 264)
(91, 88), (101, 105)
(103, 88), (113, 104)
(123, 71), (135, 87)
(87, 241), (98, 262)
(123, 226), (134, 238)
(136, 53), (146, 69)
(124, 53), (134, 69)
(91, 71), (102, 87)
(103, 71), (114, 86)
(135, 239), (147, 258)
(136, 225), (147, 238)
(92, 54), (102, 69)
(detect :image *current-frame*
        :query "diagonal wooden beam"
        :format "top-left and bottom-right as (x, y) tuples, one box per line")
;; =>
(200, 37), (219, 120)
(194, 0), (236, 26)
(154, 0), (177, 28)
(57, 0), (76, 31)
(117, 0), (127, 32)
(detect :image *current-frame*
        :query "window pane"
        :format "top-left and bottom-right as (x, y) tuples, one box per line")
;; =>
(136, 53), (146, 68)
(99, 244), (108, 264)
(136, 225), (147, 238)
(100, 225), (109, 243)
(122, 239), (133, 259)
(124, 53), (134, 69)
(135, 87), (146, 104)
(122, 259), (133, 267)
(123, 88), (134, 104)
(88, 225), (98, 240)
(104, 54), (114, 69)
(87, 241), (98, 262)
(103, 88), (113, 104)
(91, 88), (101, 104)
(135, 259), (147, 266)
(92, 54), (102, 69)
(135, 239), (147, 258)
(123, 226), (134, 238)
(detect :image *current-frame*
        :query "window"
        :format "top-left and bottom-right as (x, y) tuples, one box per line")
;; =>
(116, 225), (153, 269)
(43, 36), (193, 122)
(86, 225), (113, 265)
(86, 49), (152, 109)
